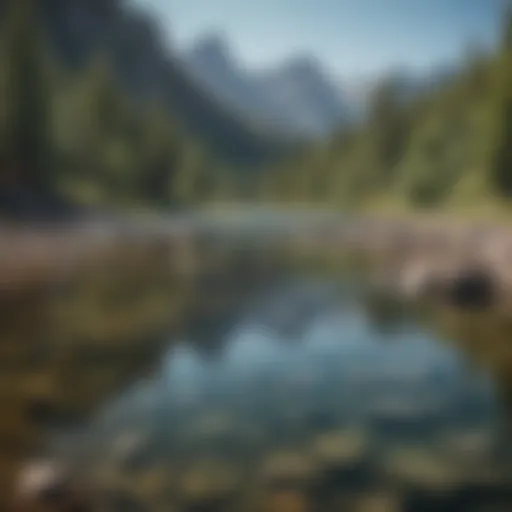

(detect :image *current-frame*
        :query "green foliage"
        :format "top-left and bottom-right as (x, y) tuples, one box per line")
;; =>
(0, 1), (273, 212)
(0, 0), (53, 190)
(501, 2), (512, 51)
(262, 3), (512, 215)
(490, 17), (512, 198)
(137, 101), (179, 206)
(2, 0), (511, 214)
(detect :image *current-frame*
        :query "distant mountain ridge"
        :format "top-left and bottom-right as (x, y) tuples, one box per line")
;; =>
(183, 33), (353, 138)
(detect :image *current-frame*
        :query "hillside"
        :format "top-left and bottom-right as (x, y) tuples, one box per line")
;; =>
(259, 9), (512, 215)
(0, 0), (289, 218)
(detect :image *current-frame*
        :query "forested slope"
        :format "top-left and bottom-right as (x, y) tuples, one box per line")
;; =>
(0, 0), (285, 216)
(260, 9), (512, 215)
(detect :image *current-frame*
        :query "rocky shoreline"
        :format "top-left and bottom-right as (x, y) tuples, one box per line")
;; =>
(299, 215), (512, 311)
(2, 214), (512, 292)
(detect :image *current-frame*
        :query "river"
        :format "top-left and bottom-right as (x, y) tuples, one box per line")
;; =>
(4, 213), (512, 511)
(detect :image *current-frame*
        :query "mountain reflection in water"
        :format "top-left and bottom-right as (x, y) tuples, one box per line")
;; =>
(45, 279), (512, 512)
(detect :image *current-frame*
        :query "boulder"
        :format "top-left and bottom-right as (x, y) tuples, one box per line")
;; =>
(446, 266), (496, 309)
(260, 451), (319, 491)
(311, 429), (373, 491)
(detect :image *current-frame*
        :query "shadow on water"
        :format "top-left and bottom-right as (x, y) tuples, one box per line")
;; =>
(2, 218), (512, 511)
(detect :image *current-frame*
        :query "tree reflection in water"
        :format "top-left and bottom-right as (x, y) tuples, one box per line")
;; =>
(33, 274), (512, 511)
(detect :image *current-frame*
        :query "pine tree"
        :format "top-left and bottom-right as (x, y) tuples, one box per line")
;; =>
(1, 0), (53, 191)
(67, 52), (134, 202)
(490, 2), (512, 196)
(367, 77), (410, 180)
(139, 102), (178, 206)
(501, 0), (512, 51)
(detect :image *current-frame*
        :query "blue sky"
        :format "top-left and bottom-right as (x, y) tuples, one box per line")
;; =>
(134, 0), (504, 80)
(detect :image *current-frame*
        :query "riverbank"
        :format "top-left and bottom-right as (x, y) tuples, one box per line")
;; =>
(201, 203), (512, 305)
(2, 206), (512, 307)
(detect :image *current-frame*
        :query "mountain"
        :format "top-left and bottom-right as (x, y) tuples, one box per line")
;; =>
(184, 34), (269, 118)
(40, 0), (282, 166)
(183, 33), (352, 138)
(257, 56), (354, 137)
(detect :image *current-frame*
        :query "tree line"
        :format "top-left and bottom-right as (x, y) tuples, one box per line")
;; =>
(0, 0), (259, 216)
(1, 0), (511, 216)
(258, 6), (512, 214)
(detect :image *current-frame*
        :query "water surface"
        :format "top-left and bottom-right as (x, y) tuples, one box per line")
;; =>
(46, 272), (512, 511)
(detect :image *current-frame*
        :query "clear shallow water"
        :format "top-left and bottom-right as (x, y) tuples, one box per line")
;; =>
(46, 278), (512, 511)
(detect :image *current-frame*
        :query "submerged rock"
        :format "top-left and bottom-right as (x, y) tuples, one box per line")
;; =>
(110, 430), (153, 473)
(13, 458), (92, 511)
(367, 401), (440, 440)
(312, 430), (369, 468)
(447, 267), (496, 309)
(16, 459), (70, 503)
(178, 459), (239, 510)
(398, 259), (497, 310)
(264, 490), (310, 512)
(398, 261), (440, 300)
(383, 448), (463, 491)
(95, 490), (148, 512)
(439, 430), (496, 465)
(381, 448), (485, 510)
(311, 429), (373, 491)
(260, 451), (319, 491)
(349, 489), (403, 512)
